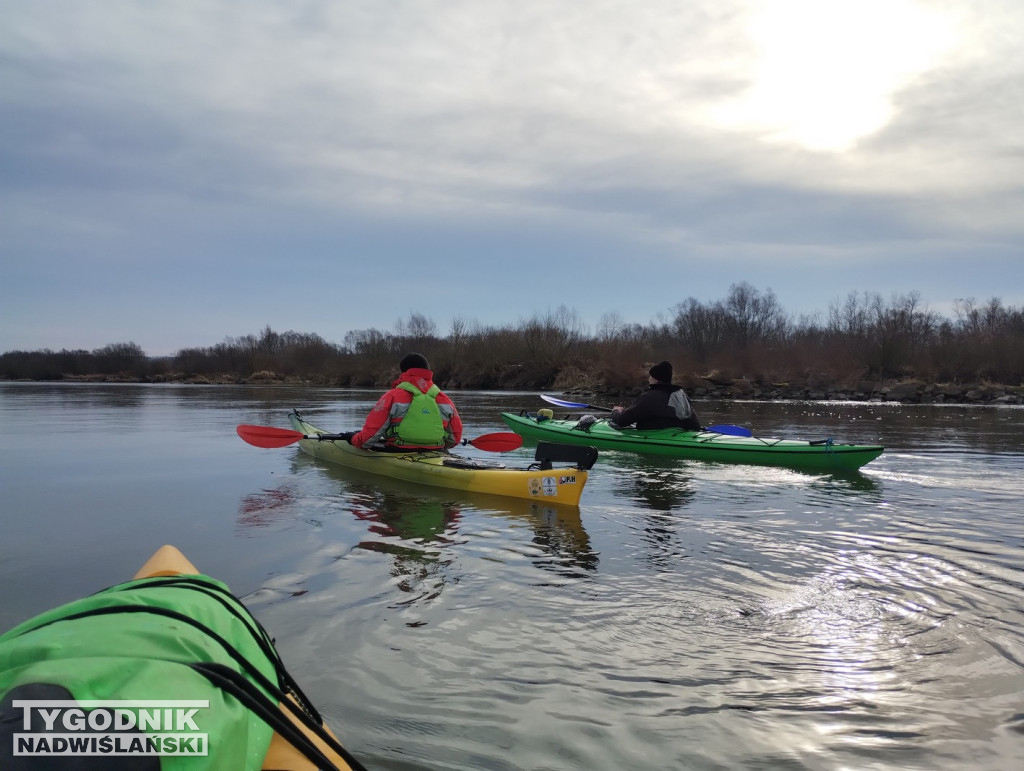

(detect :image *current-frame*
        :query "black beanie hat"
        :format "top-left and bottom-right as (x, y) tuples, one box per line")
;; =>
(648, 360), (672, 382)
(399, 352), (429, 372)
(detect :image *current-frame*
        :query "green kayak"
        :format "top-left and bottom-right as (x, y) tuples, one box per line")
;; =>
(501, 411), (884, 471)
(0, 545), (364, 770)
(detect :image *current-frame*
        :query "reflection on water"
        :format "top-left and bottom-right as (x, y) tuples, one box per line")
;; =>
(238, 485), (301, 527)
(234, 452), (599, 606)
(350, 490), (459, 547)
(607, 454), (697, 511)
(343, 486), (460, 609)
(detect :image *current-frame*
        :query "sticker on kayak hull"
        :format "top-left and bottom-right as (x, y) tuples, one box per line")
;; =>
(529, 475), (577, 496)
(529, 477), (556, 496)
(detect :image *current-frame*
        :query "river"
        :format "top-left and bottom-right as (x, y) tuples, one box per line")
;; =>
(1, 382), (1022, 769)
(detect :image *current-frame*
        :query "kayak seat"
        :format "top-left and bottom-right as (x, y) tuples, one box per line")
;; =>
(534, 442), (598, 471)
(572, 414), (599, 432)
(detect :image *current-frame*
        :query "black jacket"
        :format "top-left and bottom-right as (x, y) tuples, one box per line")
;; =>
(610, 383), (701, 431)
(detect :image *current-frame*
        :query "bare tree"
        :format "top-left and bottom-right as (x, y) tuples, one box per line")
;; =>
(395, 312), (437, 340)
(670, 298), (726, 364)
(720, 282), (788, 349)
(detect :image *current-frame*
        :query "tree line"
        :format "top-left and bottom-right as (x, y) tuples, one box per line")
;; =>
(3, 284), (1023, 389)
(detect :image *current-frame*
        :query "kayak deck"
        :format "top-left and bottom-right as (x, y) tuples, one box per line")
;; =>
(501, 411), (884, 471)
(289, 411), (596, 506)
(138, 547), (359, 770)
(1, 545), (363, 770)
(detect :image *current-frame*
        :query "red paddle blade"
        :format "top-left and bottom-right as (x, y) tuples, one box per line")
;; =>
(468, 432), (523, 452)
(237, 424), (305, 448)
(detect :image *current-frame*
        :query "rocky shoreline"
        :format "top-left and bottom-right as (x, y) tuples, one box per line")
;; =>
(572, 375), (1024, 406)
(12, 373), (1024, 406)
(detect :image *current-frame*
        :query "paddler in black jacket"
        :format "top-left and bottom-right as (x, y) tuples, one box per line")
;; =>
(609, 360), (702, 431)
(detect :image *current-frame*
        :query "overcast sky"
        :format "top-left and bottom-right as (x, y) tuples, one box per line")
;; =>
(2, 0), (1022, 356)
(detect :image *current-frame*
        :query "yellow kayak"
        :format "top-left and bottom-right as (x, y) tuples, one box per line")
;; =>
(286, 410), (596, 506)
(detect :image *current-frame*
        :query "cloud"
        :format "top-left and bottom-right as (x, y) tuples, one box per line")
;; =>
(2, 1), (1023, 354)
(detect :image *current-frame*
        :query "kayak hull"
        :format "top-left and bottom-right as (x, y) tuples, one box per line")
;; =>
(289, 411), (589, 506)
(501, 411), (883, 471)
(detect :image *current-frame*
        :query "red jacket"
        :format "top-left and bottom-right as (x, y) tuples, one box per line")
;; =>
(350, 367), (464, 450)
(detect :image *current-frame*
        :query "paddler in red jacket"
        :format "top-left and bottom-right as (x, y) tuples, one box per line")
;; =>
(349, 353), (464, 451)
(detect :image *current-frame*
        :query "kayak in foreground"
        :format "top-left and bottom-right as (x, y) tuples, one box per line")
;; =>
(0, 545), (365, 770)
(284, 410), (597, 506)
(501, 411), (884, 472)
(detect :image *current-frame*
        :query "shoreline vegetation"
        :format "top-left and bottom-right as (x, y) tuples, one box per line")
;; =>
(4, 285), (1023, 406)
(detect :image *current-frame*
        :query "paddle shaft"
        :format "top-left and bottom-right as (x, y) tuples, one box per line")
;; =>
(237, 425), (522, 452)
(538, 394), (753, 437)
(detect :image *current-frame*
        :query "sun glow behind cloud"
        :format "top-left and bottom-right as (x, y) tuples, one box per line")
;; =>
(711, 0), (958, 152)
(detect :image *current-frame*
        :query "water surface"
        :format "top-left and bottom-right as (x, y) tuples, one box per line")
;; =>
(2, 383), (1023, 769)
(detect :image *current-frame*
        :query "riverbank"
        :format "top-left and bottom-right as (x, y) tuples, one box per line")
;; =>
(575, 373), (1024, 406)
(13, 371), (1024, 406)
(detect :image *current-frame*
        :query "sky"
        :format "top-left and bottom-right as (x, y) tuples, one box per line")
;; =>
(2, 0), (1022, 357)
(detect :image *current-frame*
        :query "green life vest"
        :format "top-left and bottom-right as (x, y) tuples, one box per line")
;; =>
(391, 381), (446, 447)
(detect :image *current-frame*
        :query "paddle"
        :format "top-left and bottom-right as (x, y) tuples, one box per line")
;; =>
(236, 425), (524, 452)
(540, 394), (614, 412)
(538, 394), (754, 437)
